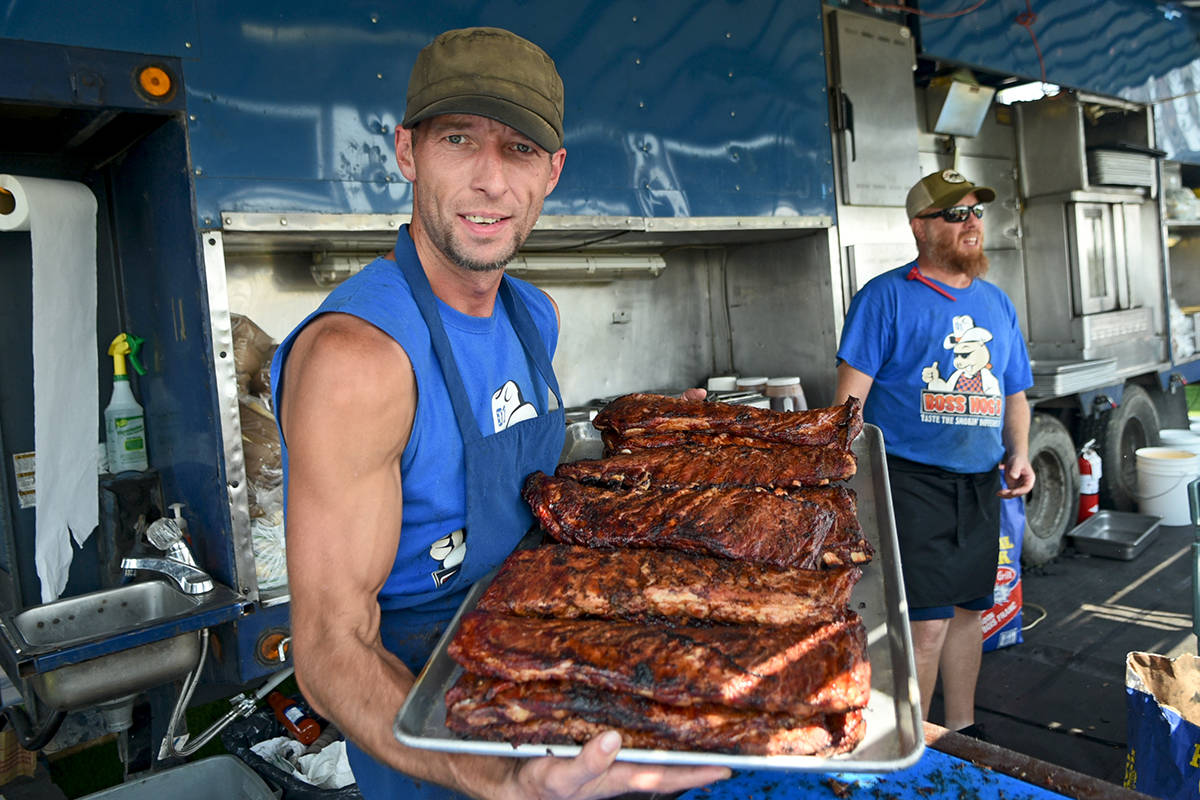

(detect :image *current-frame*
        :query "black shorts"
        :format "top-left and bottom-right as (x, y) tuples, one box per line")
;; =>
(886, 455), (1001, 611)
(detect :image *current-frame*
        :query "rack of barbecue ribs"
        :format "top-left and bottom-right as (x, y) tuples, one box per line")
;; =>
(593, 393), (863, 452)
(445, 396), (873, 757)
(556, 441), (857, 489)
(445, 673), (866, 756)
(522, 472), (837, 570)
(474, 544), (861, 627)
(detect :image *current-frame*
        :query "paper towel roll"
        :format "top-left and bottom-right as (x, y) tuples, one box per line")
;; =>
(0, 178), (32, 231)
(2, 175), (99, 602)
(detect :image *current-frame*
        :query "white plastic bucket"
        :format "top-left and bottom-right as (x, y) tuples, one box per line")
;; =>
(1136, 447), (1200, 525)
(1159, 429), (1200, 454)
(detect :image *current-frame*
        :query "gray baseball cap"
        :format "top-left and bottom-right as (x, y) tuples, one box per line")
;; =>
(402, 27), (565, 153)
(906, 169), (996, 219)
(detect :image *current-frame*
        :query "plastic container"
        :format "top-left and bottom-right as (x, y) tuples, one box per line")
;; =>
(734, 376), (767, 394)
(706, 375), (738, 392)
(1135, 447), (1200, 526)
(269, 691), (321, 745)
(78, 755), (276, 800)
(1158, 429), (1200, 454)
(104, 333), (148, 472)
(765, 377), (807, 412)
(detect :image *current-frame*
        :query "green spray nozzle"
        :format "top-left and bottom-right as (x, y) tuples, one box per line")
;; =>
(108, 333), (146, 378)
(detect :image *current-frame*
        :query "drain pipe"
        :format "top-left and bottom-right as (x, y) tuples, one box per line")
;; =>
(158, 629), (294, 759)
(0, 701), (66, 751)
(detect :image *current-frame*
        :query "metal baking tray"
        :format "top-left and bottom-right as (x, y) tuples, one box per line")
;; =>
(1068, 510), (1162, 560)
(394, 423), (924, 772)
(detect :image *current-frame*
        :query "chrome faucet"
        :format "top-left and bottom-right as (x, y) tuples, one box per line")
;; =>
(121, 516), (214, 595)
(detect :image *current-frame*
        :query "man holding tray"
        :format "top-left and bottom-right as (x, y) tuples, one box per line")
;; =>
(271, 25), (724, 800)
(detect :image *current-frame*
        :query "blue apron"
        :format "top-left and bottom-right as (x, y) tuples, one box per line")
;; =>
(347, 237), (565, 799)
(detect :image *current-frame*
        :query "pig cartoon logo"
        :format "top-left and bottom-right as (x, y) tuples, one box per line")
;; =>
(491, 380), (537, 432)
(429, 528), (465, 587)
(922, 315), (1000, 396)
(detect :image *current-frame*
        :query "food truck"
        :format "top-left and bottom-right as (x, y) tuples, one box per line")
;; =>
(2, 0), (1200, 793)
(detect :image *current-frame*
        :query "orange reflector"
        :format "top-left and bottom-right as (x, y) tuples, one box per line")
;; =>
(0, 188), (13, 216)
(138, 66), (172, 98)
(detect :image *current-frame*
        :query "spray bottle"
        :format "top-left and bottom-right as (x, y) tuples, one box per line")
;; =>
(104, 333), (149, 472)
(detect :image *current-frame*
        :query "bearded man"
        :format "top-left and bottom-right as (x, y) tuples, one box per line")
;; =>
(834, 169), (1036, 741)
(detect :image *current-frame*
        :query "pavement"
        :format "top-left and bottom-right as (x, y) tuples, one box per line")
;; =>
(935, 519), (1199, 789)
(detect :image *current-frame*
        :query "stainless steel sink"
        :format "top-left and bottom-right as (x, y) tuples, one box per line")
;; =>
(12, 581), (199, 648)
(0, 580), (248, 711)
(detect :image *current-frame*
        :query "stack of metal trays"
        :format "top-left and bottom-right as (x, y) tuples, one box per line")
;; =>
(1029, 358), (1117, 398)
(1087, 149), (1156, 188)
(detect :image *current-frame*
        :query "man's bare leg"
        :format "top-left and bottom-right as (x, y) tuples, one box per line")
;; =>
(939, 607), (983, 731)
(909, 618), (951, 719)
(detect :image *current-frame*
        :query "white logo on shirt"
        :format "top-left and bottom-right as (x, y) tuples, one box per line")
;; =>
(491, 380), (537, 432)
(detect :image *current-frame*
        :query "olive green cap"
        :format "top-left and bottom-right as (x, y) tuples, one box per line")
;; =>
(906, 169), (996, 219)
(402, 27), (564, 153)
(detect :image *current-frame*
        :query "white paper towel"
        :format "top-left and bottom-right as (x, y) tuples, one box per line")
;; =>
(1, 175), (99, 603)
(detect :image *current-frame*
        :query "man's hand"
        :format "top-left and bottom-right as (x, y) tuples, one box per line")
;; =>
(998, 454), (1035, 498)
(680, 388), (707, 402)
(509, 731), (730, 800)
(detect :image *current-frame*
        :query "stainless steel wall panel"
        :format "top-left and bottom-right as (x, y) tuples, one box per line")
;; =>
(1015, 97), (1089, 200)
(1022, 199), (1077, 359)
(724, 233), (840, 408)
(829, 11), (921, 208)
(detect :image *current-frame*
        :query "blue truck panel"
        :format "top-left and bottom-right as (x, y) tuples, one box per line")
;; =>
(179, 0), (836, 222)
(915, 0), (1200, 163)
(0, 0), (197, 59)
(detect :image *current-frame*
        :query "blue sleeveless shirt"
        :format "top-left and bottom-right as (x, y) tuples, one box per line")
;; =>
(271, 227), (559, 617)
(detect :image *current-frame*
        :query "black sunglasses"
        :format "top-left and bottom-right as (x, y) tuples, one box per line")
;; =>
(917, 204), (985, 223)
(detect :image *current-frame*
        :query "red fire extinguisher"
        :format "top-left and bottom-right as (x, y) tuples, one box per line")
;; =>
(1077, 438), (1102, 524)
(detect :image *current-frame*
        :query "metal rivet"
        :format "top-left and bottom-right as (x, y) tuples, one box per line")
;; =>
(279, 218), (288, 226)
(224, 217), (232, 225)
(377, 73), (383, 79)
(194, 167), (202, 175)
(370, 13), (379, 23)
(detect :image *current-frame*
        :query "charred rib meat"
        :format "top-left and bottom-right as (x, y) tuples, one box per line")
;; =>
(522, 472), (834, 570)
(557, 443), (857, 490)
(475, 544), (861, 626)
(790, 486), (875, 566)
(593, 393), (863, 450)
(445, 673), (866, 756)
(448, 609), (872, 716)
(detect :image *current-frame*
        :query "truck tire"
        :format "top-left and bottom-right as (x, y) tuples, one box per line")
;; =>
(1099, 384), (1161, 512)
(1023, 412), (1078, 567)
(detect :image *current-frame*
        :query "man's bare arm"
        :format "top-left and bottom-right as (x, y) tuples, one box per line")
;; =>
(1000, 390), (1035, 498)
(834, 362), (874, 406)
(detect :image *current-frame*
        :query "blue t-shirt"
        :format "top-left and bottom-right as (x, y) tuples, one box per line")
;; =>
(836, 261), (1033, 474)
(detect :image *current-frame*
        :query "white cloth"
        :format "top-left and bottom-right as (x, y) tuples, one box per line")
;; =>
(251, 735), (355, 789)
